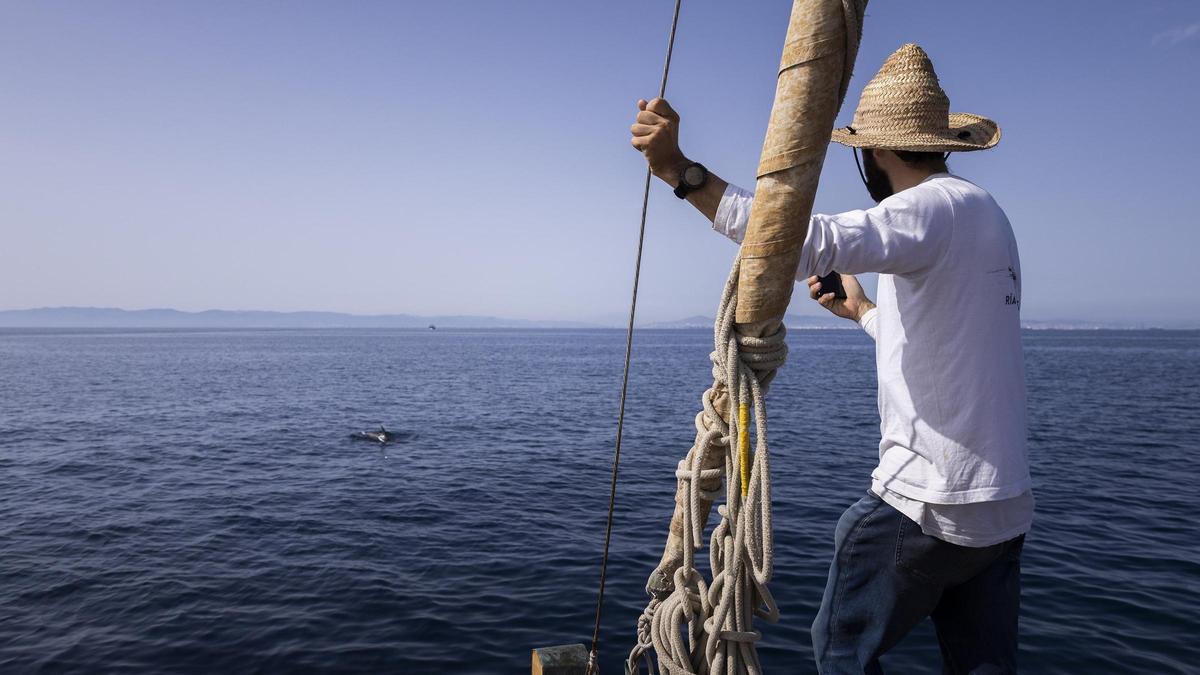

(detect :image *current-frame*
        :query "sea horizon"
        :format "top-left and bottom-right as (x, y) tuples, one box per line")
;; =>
(2, 306), (1195, 331)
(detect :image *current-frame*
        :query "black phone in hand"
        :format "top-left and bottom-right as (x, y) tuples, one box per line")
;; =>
(817, 272), (847, 300)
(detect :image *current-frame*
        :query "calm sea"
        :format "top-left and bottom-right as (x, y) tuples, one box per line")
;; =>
(1, 328), (1197, 673)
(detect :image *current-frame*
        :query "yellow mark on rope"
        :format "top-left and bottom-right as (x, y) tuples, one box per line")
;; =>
(738, 402), (750, 497)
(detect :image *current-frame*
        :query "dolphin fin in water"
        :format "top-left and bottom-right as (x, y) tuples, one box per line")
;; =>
(350, 426), (400, 444)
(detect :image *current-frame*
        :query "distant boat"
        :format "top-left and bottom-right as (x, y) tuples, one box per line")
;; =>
(429, 324), (436, 330)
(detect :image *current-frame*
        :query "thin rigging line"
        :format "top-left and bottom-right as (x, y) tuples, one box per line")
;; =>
(586, 1), (684, 672)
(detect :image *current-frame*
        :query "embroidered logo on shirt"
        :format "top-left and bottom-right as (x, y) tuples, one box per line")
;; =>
(1005, 266), (1020, 306)
(988, 266), (1021, 307)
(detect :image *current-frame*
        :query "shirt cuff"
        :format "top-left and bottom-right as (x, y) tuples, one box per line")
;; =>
(713, 183), (754, 244)
(858, 306), (879, 340)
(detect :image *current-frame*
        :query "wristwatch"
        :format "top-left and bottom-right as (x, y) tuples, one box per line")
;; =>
(673, 162), (709, 199)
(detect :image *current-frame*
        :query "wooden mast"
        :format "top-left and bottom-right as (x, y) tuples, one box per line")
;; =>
(537, 1), (868, 671)
(648, 0), (867, 618)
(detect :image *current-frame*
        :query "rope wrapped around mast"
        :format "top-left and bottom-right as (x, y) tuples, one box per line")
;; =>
(627, 259), (785, 675)
(627, 1), (867, 672)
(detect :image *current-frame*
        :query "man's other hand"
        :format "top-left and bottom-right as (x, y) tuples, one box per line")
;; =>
(630, 98), (686, 185)
(806, 273), (875, 323)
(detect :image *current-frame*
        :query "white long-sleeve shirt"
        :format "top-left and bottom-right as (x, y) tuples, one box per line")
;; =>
(714, 174), (1033, 547)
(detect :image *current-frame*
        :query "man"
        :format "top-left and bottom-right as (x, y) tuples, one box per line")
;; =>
(630, 44), (1031, 674)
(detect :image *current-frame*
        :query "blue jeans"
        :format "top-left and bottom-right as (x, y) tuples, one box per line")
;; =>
(811, 491), (1024, 674)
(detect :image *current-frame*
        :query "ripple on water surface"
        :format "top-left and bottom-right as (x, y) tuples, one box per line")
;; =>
(0, 328), (1197, 673)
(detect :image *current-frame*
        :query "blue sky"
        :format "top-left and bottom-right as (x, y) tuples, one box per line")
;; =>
(1, 1), (1197, 325)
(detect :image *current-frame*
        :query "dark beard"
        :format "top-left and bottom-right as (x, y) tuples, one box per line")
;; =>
(862, 149), (894, 203)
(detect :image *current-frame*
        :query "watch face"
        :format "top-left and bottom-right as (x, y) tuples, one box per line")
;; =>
(683, 164), (705, 187)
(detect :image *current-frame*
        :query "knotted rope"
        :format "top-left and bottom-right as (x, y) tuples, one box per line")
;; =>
(627, 258), (787, 675)
(621, 0), (866, 669)
(582, 0), (867, 671)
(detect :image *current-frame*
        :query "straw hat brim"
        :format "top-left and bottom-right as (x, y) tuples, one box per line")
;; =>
(830, 112), (1001, 152)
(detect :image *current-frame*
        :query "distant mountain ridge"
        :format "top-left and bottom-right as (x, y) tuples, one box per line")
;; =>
(0, 307), (597, 329)
(647, 314), (1199, 331)
(1, 307), (1193, 330)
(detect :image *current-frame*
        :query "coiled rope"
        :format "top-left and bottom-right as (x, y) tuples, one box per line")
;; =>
(626, 259), (787, 675)
(582, 0), (864, 671)
(623, 0), (866, 670)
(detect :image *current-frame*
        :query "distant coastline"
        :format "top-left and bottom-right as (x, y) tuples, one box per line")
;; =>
(0, 307), (595, 330)
(0, 307), (1195, 331)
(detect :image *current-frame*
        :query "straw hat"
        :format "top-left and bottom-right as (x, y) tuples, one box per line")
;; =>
(830, 43), (1000, 152)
